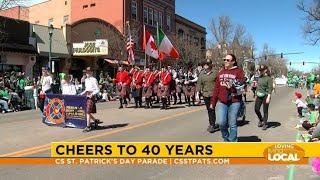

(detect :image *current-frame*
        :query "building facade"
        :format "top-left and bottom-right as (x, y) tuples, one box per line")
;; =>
(175, 14), (206, 64)
(29, 0), (71, 27)
(0, 6), (29, 21)
(0, 17), (37, 77)
(32, 24), (71, 77)
(1, 0), (206, 75)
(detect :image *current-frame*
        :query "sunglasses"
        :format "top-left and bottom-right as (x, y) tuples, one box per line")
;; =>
(223, 59), (233, 62)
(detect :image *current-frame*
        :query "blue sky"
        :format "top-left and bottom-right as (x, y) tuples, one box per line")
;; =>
(176, 0), (320, 72)
(28, 0), (319, 72)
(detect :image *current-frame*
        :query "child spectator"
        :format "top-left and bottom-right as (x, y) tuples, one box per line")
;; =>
(292, 92), (307, 118)
(302, 104), (319, 131)
(99, 90), (109, 102)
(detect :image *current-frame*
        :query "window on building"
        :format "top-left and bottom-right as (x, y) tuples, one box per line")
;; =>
(65, 1), (67, 5)
(194, 37), (199, 46)
(143, 6), (148, 24)
(178, 29), (184, 38)
(63, 15), (69, 24)
(148, 8), (153, 26)
(131, 0), (137, 20)
(201, 38), (205, 48)
(48, 18), (53, 25)
(166, 15), (171, 31)
(159, 12), (163, 29)
(154, 10), (158, 27)
(83, 5), (88, 9)
(90, 3), (95, 7)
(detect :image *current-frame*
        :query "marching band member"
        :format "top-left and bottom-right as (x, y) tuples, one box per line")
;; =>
(153, 68), (161, 104)
(80, 67), (100, 133)
(184, 68), (198, 106)
(61, 74), (77, 95)
(143, 67), (155, 109)
(130, 66), (144, 108)
(158, 66), (172, 110)
(168, 65), (178, 105)
(175, 67), (185, 104)
(114, 65), (131, 109)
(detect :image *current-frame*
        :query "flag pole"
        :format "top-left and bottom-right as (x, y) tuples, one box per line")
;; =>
(156, 22), (161, 69)
(143, 25), (147, 71)
(126, 21), (134, 68)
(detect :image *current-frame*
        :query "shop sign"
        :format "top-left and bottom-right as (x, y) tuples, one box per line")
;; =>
(72, 39), (108, 56)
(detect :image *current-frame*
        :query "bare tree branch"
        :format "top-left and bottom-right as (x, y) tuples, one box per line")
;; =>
(298, 0), (320, 45)
(258, 43), (288, 76)
(209, 16), (233, 45)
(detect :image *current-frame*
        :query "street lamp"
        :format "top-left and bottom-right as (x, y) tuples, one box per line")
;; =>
(48, 24), (54, 73)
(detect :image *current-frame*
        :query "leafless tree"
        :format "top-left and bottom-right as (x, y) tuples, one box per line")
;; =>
(209, 16), (233, 45)
(297, 0), (320, 45)
(208, 16), (255, 71)
(172, 34), (202, 69)
(97, 22), (126, 61)
(258, 43), (288, 76)
(311, 65), (320, 74)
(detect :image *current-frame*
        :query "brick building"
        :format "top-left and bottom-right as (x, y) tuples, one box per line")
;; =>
(1, 0), (206, 76)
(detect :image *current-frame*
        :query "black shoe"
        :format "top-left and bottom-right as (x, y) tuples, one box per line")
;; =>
(207, 125), (219, 133)
(177, 101), (183, 104)
(119, 106), (123, 109)
(262, 124), (267, 130)
(258, 121), (263, 127)
(94, 119), (101, 129)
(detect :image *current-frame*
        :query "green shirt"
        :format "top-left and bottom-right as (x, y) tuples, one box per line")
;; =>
(0, 90), (10, 99)
(256, 76), (273, 95)
(18, 79), (26, 90)
(196, 70), (217, 97)
(310, 111), (319, 124)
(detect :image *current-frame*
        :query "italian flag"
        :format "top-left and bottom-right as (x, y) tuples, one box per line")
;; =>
(157, 28), (179, 59)
(143, 26), (159, 59)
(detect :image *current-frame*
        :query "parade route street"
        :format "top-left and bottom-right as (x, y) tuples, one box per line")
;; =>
(0, 87), (316, 180)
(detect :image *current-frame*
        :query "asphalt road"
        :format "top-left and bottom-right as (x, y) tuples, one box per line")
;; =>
(0, 87), (317, 180)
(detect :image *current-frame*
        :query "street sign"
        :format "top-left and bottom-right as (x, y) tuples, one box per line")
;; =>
(72, 39), (108, 56)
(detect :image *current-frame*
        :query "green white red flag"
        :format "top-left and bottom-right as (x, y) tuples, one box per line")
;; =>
(156, 28), (179, 59)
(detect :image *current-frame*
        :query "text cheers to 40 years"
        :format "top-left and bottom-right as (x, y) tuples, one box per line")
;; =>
(54, 144), (214, 156)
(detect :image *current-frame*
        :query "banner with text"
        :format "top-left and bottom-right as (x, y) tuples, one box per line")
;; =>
(42, 94), (87, 129)
(49, 142), (320, 165)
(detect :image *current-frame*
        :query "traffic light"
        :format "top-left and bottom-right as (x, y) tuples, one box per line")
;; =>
(281, 53), (283, 58)
(303, 61), (305, 65)
(265, 56), (267, 60)
(289, 62), (291, 65)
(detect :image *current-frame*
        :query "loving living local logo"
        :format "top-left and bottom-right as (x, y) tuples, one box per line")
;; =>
(263, 144), (305, 163)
